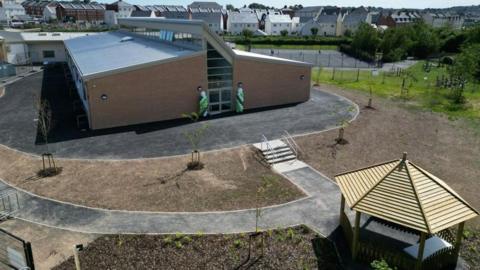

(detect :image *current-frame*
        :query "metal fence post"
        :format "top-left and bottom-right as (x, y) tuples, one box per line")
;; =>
(24, 242), (35, 270)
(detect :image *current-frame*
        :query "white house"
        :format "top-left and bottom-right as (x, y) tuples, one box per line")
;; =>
(265, 14), (292, 35)
(43, 4), (56, 22)
(0, 0), (26, 25)
(105, 0), (134, 25)
(227, 12), (258, 34)
(190, 7), (223, 33)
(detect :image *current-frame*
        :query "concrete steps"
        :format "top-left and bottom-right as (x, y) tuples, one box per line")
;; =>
(253, 139), (296, 165)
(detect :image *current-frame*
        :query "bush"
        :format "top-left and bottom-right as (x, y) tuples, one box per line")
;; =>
(339, 44), (375, 62)
(371, 259), (397, 270)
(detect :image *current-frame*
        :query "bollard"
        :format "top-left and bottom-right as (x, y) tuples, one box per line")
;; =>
(73, 244), (84, 270)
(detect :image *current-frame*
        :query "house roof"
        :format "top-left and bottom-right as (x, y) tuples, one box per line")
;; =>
(266, 14), (292, 23)
(188, 1), (222, 10)
(130, 10), (153, 17)
(316, 14), (337, 23)
(64, 31), (199, 79)
(228, 12), (258, 24)
(336, 155), (479, 234)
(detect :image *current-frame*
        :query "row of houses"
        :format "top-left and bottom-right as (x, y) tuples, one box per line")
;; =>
(4, 1), (469, 35)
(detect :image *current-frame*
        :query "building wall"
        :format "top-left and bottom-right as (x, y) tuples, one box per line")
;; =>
(85, 54), (208, 130)
(233, 57), (310, 109)
(265, 21), (292, 35)
(28, 42), (66, 63)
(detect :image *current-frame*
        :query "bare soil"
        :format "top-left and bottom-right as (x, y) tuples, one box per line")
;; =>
(0, 219), (96, 270)
(53, 226), (341, 270)
(297, 85), (480, 226)
(0, 145), (305, 212)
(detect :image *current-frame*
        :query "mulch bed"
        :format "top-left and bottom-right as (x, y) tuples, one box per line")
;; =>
(53, 226), (342, 270)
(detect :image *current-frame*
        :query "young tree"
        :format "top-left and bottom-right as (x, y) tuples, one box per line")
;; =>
(310, 27), (318, 36)
(241, 29), (254, 51)
(182, 112), (209, 170)
(34, 96), (60, 176)
(280, 29), (289, 37)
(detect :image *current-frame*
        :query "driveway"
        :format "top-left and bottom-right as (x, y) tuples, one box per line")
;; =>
(0, 71), (358, 159)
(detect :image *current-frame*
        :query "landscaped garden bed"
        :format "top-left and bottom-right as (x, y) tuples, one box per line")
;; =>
(0, 145), (305, 212)
(53, 226), (341, 270)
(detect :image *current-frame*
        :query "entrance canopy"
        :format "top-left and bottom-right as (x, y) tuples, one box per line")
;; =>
(335, 153), (478, 234)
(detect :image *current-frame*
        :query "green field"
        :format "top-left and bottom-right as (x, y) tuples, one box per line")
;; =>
(312, 61), (480, 119)
(234, 44), (338, 51)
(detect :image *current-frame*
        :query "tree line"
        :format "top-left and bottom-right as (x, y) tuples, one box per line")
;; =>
(346, 21), (480, 82)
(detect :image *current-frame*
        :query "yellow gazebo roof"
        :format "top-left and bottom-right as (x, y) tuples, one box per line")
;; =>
(335, 154), (479, 234)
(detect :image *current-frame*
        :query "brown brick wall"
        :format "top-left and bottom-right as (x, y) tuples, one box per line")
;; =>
(85, 54), (207, 130)
(233, 58), (311, 109)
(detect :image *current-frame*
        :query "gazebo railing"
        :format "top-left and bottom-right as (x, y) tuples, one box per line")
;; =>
(422, 245), (456, 270)
(356, 241), (416, 270)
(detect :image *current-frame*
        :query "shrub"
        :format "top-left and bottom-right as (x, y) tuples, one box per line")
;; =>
(371, 259), (397, 270)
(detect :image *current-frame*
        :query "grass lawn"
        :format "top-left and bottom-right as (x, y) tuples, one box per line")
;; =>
(53, 226), (340, 270)
(0, 145), (304, 211)
(234, 44), (338, 51)
(312, 61), (480, 120)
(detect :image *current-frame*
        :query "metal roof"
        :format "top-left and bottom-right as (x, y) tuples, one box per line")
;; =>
(336, 154), (479, 234)
(64, 31), (198, 79)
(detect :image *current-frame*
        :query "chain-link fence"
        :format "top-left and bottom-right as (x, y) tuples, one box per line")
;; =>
(250, 48), (376, 68)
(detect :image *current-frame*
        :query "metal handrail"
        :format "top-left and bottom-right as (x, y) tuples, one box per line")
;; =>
(261, 134), (278, 161)
(282, 135), (297, 158)
(0, 191), (19, 220)
(283, 130), (302, 158)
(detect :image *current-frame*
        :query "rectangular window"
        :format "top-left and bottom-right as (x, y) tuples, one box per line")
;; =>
(43, 50), (55, 58)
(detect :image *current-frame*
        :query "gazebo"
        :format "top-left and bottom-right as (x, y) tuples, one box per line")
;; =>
(335, 153), (479, 270)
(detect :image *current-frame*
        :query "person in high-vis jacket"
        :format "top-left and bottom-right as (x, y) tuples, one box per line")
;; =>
(198, 86), (208, 117)
(236, 83), (244, 113)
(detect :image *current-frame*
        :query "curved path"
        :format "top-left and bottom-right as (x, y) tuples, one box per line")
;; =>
(0, 71), (358, 159)
(1, 162), (344, 236)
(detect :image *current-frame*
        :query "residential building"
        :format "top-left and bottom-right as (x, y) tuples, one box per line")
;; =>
(188, 1), (222, 10)
(0, 0), (26, 25)
(130, 9), (155, 18)
(64, 18), (311, 129)
(144, 5), (189, 19)
(294, 6), (322, 30)
(0, 30), (95, 64)
(56, 2), (105, 24)
(190, 7), (223, 33)
(264, 14), (292, 35)
(227, 12), (258, 34)
(22, 0), (51, 18)
(105, 0), (134, 25)
(43, 4), (57, 21)
(390, 11), (420, 27)
(341, 7), (371, 34)
(422, 12), (464, 29)
(255, 9), (281, 30)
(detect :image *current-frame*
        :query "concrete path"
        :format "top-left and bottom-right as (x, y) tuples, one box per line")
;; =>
(1, 161), (343, 237)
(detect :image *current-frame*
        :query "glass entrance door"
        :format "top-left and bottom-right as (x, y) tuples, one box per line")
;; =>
(208, 87), (231, 114)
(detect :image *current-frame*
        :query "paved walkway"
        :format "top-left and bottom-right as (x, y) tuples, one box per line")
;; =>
(0, 69), (358, 159)
(1, 160), (343, 237)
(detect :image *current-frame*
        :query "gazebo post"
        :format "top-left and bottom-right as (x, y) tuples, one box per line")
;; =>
(415, 232), (426, 270)
(339, 195), (345, 223)
(352, 211), (361, 260)
(454, 221), (465, 255)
